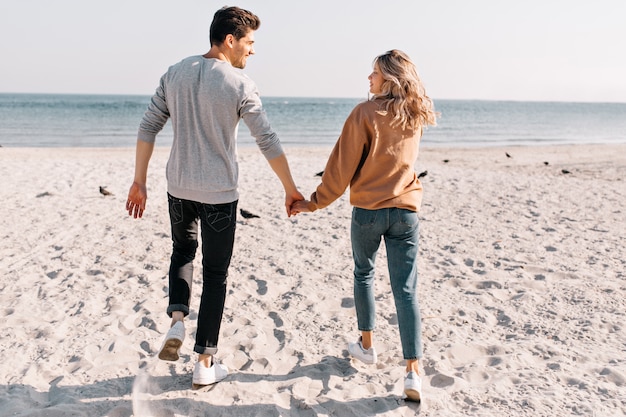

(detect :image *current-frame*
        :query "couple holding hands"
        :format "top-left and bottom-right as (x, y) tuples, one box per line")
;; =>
(125, 6), (437, 402)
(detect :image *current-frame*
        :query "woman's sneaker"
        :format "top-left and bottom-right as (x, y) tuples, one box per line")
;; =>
(347, 337), (377, 364)
(403, 371), (422, 402)
(192, 360), (228, 386)
(158, 321), (185, 361)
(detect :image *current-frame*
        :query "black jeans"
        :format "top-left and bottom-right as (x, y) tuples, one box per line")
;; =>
(167, 193), (238, 355)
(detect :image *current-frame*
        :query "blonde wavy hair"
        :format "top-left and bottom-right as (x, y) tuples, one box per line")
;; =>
(372, 49), (438, 132)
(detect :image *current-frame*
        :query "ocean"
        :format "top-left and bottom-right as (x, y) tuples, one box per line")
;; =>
(0, 93), (624, 148)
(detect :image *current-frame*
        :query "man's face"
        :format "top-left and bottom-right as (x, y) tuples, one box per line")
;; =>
(230, 30), (255, 69)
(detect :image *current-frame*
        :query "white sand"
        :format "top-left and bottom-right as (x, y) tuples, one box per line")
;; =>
(1, 144), (625, 416)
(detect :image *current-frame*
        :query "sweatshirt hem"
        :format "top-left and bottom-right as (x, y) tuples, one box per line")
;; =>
(167, 185), (239, 205)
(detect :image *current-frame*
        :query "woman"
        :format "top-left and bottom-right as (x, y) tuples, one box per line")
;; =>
(292, 49), (437, 401)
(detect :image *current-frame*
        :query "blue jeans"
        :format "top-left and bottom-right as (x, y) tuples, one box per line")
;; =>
(167, 193), (238, 356)
(351, 207), (422, 360)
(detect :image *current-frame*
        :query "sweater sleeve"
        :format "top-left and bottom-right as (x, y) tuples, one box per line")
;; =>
(308, 105), (369, 211)
(137, 76), (170, 143)
(240, 82), (284, 161)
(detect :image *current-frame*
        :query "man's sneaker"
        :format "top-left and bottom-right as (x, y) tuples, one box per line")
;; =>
(192, 360), (228, 386)
(158, 321), (185, 361)
(403, 371), (422, 402)
(347, 337), (377, 364)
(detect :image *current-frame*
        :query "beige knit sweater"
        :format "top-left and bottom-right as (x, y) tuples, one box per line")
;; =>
(308, 98), (424, 212)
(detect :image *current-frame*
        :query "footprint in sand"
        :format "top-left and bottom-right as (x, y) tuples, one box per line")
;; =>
(269, 311), (284, 327)
(431, 373), (455, 388)
(256, 279), (268, 295)
(248, 274), (267, 295)
(341, 297), (355, 308)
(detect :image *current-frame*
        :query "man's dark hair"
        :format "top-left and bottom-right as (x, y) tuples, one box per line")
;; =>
(210, 6), (260, 46)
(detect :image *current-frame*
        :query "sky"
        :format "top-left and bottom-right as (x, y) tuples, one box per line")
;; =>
(1, 0), (625, 102)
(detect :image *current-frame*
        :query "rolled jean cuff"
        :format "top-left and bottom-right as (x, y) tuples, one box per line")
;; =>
(194, 345), (218, 355)
(167, 304), (190, 318)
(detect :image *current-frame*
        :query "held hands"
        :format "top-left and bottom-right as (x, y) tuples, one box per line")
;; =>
(126, 181), (147, 219)
(285, 190), (305, 217)
(291, 199), (311, 215)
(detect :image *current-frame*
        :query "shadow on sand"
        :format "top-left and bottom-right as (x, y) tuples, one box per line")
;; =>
(3, 355), (421, 416)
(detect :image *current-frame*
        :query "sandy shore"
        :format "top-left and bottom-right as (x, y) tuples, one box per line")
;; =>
(1, 144), (625, 416)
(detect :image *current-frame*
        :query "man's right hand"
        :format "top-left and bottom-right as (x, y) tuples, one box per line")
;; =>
(126, 181), (147, 219)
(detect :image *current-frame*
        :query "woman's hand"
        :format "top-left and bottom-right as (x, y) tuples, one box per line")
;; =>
(291, 199), (312, 215)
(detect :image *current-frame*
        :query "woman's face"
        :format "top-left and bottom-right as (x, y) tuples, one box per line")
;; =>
(368, 63), (384, 94)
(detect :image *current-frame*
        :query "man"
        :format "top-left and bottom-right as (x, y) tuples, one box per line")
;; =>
(125, 6), (303, 387)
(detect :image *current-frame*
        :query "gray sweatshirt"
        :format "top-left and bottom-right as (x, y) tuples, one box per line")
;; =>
(138, 56), (284, 204)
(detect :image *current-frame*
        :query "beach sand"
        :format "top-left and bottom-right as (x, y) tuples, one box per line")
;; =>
(1, 144), (625, 416)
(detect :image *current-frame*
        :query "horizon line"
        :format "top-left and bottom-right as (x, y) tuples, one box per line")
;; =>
(0, 91), (625, 106)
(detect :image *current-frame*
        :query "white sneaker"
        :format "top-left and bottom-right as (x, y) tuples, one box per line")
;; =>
(348, 337), (377, 364)
(192, 361), (229, 386)
(158, 321), (185, 361)
(403, 371), (422, 402)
